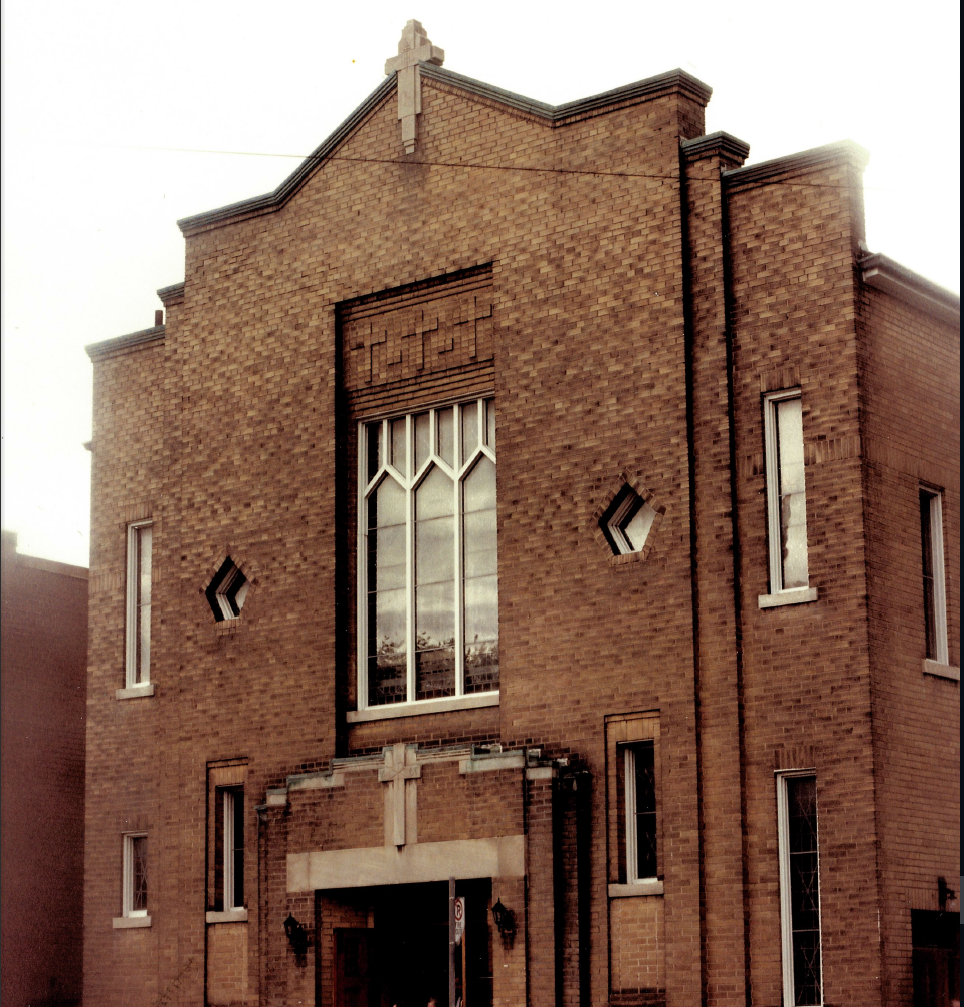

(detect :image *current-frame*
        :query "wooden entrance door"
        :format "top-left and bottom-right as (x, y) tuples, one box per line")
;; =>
(334, 929), (376, 1007)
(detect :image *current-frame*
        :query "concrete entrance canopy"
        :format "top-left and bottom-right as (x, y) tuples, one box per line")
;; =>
(287, 835), (525, 892)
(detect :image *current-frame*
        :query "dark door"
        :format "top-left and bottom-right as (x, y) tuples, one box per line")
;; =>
(335, 928), (377, 1007)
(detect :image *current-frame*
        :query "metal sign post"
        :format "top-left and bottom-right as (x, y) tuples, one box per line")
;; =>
(448, 877), (456, 1007)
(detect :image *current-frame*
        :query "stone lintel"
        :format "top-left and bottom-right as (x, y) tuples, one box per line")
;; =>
(287, 772), (346, 791)
(459, 752), (525, 774)
(288, 835), (526, 892)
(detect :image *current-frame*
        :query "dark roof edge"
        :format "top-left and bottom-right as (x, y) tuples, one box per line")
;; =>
(681, 130), (751, 163)
(177, 75), (397, 235)
(15, 553), (89, 579)
(421, 64), (712, 121)
(860, 252), (960, 325)
(722, 139), (870, 188)
(86, 325), (165, 361)
(177, 66), (712, 236)
(158, 282), (185, 306)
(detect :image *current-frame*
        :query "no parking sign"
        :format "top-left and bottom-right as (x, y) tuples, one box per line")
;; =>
(453, 896), (465, 945)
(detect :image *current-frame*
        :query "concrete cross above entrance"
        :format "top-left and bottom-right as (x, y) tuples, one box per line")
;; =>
(378, 743), (421, 847)
(384, 20), (444, 154)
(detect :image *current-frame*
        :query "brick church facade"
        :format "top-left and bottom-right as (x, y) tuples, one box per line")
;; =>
(83, 23), (959, 1007)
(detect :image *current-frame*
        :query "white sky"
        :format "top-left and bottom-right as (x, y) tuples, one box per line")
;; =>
(2, 0), (959, 567)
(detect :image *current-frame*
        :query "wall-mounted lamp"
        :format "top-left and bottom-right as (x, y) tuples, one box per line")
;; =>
(283, 913), (308, 955)
(491, 898), (515, 938)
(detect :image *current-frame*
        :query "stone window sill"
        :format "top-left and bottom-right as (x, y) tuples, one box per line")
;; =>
(608, 880), (664, 898)
(923, 660), (960, 682)
(116, 683), (155, 700)
(758, 587), (818, 610)
(347, 692), (498, 723)
(206, 909), (248, 924)
(113, 915), (151, 929)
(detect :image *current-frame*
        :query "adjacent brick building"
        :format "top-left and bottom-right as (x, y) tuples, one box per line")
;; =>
(83, 22), (960, 1007)
(2, 530), (87, 1007)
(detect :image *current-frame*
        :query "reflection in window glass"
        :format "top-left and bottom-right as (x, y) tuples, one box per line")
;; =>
(361, 399), (497, 706)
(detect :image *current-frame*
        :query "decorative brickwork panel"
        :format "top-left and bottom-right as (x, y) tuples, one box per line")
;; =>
(340, 265), (493, 395)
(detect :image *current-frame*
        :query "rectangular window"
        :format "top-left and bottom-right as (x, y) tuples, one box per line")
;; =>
(216, 786), (244, 912)
(764, 390), (809, 593)
(125, 521), (152, 686)
(606, 713), (661, 893)
(358, 399), (498, 709)
(623, 741), (658, 882)
(123, 833), (148, 918)
(777, 772), (823, 1007)
(920, 487), (949, 665)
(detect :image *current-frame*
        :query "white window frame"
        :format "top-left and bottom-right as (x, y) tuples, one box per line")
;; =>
(920, 486), (949, 666)
(356, 398), (498, 714)
(222, 787), (244, 912)
(760, 390), (817, 608)
(123, 832), (148, 918)
(624, 743), (658, 884)
(125, 521), (152, 687)
(776, 770), (823, 1007)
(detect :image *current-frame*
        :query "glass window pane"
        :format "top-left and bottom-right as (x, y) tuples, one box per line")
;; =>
(437, 407), (454, 466)
(776, 399), (807, 589)
(415, 646), (455, 699)
(464, 456), (495, 512)
(391, 417), (407, 475)
(777, 399), (804, 486)
(369, 652), (406, 706)
(920, 491), (937, 659)
(416, 581), (455, 649)
(464, 640), (498, 694)
(461, 400), (478, 462)
(366, 422), (381, 483)
(131, 836), (147, 912)
(372, 588), (406, 657)
(415, 466), (454, 521)
(371, 526), (406, 591)
(415, 412), (431, 471)
(485, 398), (495, 450)
(463, 574), (497, 645)
(416, 516), (454, 585)
(371, 476), (406, 530)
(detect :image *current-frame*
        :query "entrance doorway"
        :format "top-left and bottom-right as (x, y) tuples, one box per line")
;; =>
(328, 879), (492, 1007)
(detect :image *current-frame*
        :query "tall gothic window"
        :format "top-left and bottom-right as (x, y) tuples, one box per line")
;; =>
(359, 399), (498, 709)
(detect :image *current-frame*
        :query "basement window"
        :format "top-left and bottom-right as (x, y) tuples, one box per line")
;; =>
(600, 484), (657, 556)
(205, 558), (249, 622)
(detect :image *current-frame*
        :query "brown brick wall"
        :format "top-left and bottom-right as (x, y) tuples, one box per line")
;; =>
(728, 153), (882, 1005)
(1, 539), (87, 1007)
(857, 285), (960, 1005)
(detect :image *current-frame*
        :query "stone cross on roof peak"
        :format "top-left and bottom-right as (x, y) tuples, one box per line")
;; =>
(384, 20), (444, 155)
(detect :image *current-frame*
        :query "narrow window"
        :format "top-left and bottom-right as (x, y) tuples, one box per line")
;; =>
(218, 787), (244, 912)
(920, 488), (949, 665)
(123, 833), (148, 918)
(777, 772), (822, 1006)
(359, 398), (498, 709)
(125, 522), (152, 686)
(764, 391), (809, 592)
(624, 741), (658, 882)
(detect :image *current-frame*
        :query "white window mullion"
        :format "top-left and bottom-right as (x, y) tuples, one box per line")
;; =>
(223, 790), (235, 911)
(624, 747), (638, 883)
(454, 405), (465, 697)
(357, 426), (369, 710)
(405, 416), (415, 704)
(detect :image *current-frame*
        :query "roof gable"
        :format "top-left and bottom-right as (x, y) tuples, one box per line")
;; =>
(177, 65), (711, 237)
